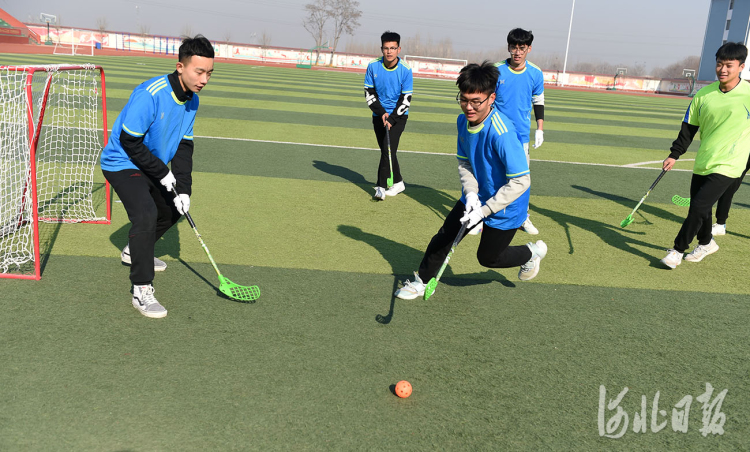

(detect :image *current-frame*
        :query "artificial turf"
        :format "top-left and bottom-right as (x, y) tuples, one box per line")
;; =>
(1, 53), (748, 450)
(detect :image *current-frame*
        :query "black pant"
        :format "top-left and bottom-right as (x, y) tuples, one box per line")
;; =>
(103, 169), (181, 285)
(372, 116), (407, 187)
(417, 201), (532, 281)
(674, 173), (737, 252)
(715, 155), (750, 224)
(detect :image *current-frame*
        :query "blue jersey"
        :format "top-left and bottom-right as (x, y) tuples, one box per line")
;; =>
(457, 109), (530, 230)
(364, 57), (413, 115)
(493, 60), (544, 144)
(101, 74), (198, 172)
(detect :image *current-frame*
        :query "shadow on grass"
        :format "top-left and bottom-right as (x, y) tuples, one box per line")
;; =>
(338, 225), (511, 323)
(109, 218), (184, 261)
(571, 184), (684, 226)
(529, 202), (665, 266)
(313, 159), (456, 219)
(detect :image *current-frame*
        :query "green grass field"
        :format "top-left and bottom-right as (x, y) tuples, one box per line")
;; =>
(1, 53), (749, 451)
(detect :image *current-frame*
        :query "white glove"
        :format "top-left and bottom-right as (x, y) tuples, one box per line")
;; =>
(534, 130), (544, 149)
(464, 192), (482, 214)
(173, 194), (190, 215)
(160, 171), (177, 192)
(460, 205), (485, 229)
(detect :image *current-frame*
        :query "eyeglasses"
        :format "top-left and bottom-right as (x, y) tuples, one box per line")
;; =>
(381, 46), (399, 52)
(456, 92), (492, 109)
(509, 45), (529, 54)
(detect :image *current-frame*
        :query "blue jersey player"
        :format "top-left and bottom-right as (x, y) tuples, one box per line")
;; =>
(364, 31), (413, 200)
(395, 62), (548, 300)
(101, 35), (214, 318)
(493, 28), (545, 236)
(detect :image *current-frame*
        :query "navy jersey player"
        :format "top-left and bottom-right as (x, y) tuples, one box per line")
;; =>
(493, 28), (545, 235)
(364, 30), (414, 200)
(101, 35), (214, 318)
(394, 62), (547, 300)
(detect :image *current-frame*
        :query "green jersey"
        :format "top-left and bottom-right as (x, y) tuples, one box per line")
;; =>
(687, 80), (750, 178)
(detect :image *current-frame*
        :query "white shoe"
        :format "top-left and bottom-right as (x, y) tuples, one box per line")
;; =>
(373, 186), (386, 200)
(132, 284), (167, 318)
(394, 273), (426, 300)
(468, 221), (483, 235)
(661, 249), (683, 269)
(385, 181), (405, 196)
(684, 239), (719, 262)
(521, 217), (539, 235)
(712, 223), (726, 236)
(519, 240), (547, 281)
(121, 244), (167, 272)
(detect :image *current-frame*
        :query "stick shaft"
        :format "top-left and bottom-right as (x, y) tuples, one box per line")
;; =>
(627, 169), (667, 217)
(433, 222), (468, 284)
(172, 187), (223, 279)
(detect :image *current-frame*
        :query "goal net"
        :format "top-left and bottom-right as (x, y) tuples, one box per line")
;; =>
(403, 55), (468, 79)
(53, 30), (95, 56)
(0, 64), (110, 280)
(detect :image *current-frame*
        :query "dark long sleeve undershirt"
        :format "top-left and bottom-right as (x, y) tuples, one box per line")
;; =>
(669, 122), (700, 159)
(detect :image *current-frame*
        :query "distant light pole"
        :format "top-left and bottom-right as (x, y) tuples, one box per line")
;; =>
(562, 0), (575, 77)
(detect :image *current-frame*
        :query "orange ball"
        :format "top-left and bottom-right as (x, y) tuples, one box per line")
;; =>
(395, 380), (412, 398)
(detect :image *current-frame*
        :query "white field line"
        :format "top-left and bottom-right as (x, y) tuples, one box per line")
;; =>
(197, 134), (694, 171)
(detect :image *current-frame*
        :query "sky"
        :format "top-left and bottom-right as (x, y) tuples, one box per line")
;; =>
(1, 0), (711, 71)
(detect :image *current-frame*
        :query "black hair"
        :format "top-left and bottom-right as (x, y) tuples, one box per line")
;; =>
(456, 61), (498, 95)
(179, 34), (215, 62)
(716, 42), (747, 64)
(507, 28), (534, 47)
(381, 31), (401, 47)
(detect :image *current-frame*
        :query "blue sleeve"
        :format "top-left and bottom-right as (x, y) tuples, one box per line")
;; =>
(456, 115), (468, 160)
(402, 67), (413, 94)
(121, 89), (155, 138)
(184, 97), (198, 140)
(364, 64), (374, 88)
(498, 133), (529, 178)
(533, 69), (544, 96)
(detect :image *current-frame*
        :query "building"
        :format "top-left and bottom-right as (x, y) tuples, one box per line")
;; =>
(698, 0), (750, 80)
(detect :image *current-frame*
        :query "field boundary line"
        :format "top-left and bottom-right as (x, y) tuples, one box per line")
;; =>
(196, 135), (693, 171)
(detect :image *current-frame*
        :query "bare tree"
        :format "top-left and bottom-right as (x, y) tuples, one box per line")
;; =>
(138, 23), (150, 53)
(652, 56), (700, 79)
(303, 0), (329, 65)
(259, 30), (272, 48)
(223, 31), (232, 44)
(327, 0), (361, 65)
(181, 24), (193, 38)
(96, 16), (108, 34)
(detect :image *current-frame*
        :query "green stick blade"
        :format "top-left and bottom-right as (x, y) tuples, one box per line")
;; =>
(620, 216), (633, 228)
(671, 195), (691, 207)
(386, 176), (393, 188)
(219, 276), (260, 302)
(423, 278), (438, 300)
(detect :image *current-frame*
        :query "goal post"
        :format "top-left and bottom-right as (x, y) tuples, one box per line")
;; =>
(0, 64), (110, 280)
(402, 55), (468, 79)
(53, 29), (95, 56)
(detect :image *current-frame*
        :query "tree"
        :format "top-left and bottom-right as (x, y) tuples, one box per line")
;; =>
(96, 16), (109, 41)
(181, 24), (193, 38)
(327, 0), (361, 65)
(259, 30), (272, 48)
(138, 24), (150, 53)
(303, 0), (329, 65)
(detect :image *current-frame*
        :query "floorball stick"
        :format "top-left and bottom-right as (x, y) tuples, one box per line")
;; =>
(385, 124), (394, 189)
(671, 194), (690, 207)
(620, 169), (667, 228)
(424, 221), (469, 300)
(172, 187), (260, 302)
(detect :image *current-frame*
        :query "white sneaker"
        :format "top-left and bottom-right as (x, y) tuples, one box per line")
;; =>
(521, 217), (539, 235)
(684, 239), (719, 262)
(132, 284), (167, 318)
(373, 186), (386, 201)
(712, 223), (726, 236)
(121, 244), (167, 272)
(394, 273), (426, 300)
(661, 249), (683, 269)
(468, 222), (483, 235)
(519, 240), (547, 281)
(385, 181), (405, 196)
